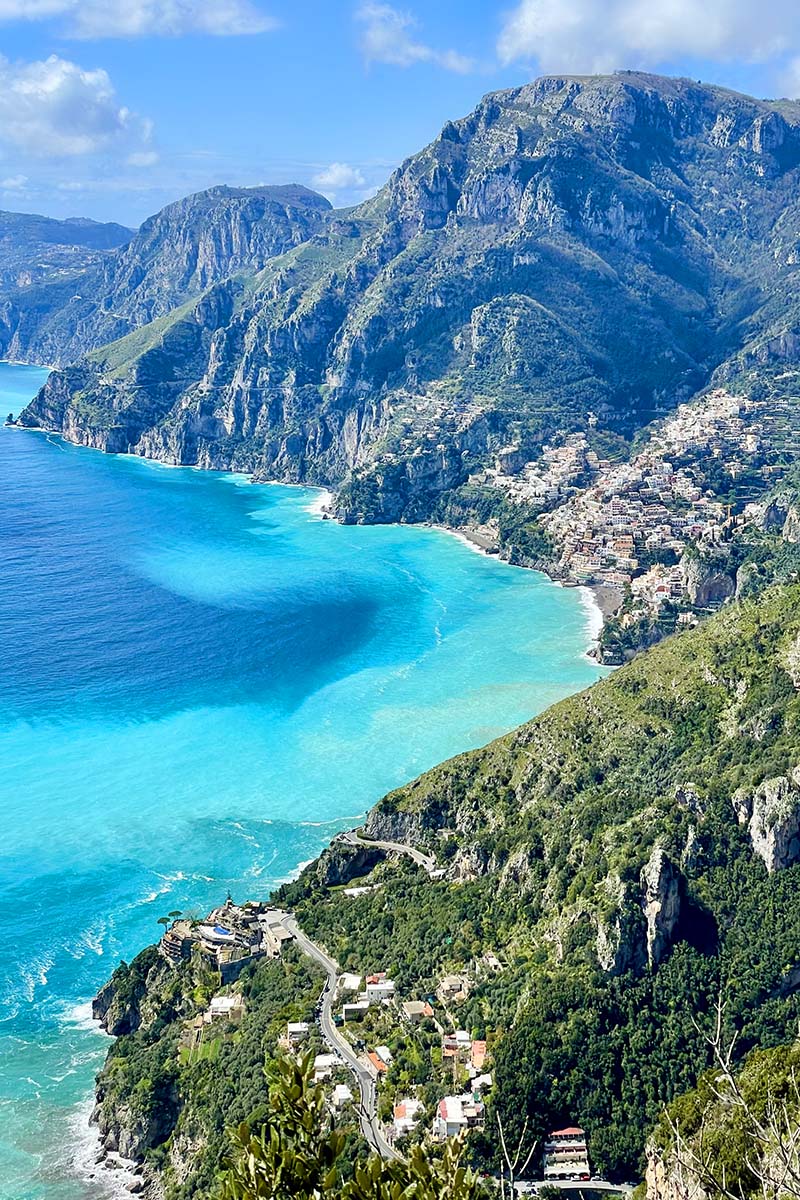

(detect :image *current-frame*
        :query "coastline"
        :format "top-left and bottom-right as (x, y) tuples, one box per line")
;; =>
(429, 520), (611, 655)
(7, 418), (613, 653)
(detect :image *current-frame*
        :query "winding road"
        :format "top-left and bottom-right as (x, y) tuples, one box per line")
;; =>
(272, 909), (400, 1160)
(338, 829), (438, 874)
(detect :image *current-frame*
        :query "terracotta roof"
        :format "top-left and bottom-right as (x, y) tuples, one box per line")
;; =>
(549, 1126), (585, 1137)
(368, 1051), (388, 1073)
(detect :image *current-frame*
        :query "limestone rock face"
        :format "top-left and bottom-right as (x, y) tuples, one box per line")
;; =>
(311, 840), (385, 887)
(734, 775), (800, 872)
(18, 73), (800, 526)
(681, 552), (735, 608)
(92, 946), (167, 1037)
(645, 1142), (709, 1200)
(640, 845), (682, 968)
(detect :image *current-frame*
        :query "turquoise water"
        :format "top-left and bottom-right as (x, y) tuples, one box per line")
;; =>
(0, 362), (603, 1198)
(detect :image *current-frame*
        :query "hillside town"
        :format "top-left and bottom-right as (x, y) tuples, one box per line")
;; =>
(157, 899), (609, 1189)
(477, 389), (800, 614)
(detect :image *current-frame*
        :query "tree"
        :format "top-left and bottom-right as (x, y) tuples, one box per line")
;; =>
(220, 1052), (488, 1200)
(663, 997), (800, 1200)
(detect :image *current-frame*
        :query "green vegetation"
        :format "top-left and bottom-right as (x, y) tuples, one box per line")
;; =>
(655, 1037), (800, 1199)
(95, 946), (327, 1199)
(91, 584), (800, 1192)
(221, 1052), (487, 1200)
(278, 584), (800, 1180)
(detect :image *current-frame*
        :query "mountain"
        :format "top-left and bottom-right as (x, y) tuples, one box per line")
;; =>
(0, 210), (133, 364)
(0, 185), (331, 367)
(16, 72), (800, 525)
(90, 582), (800, 1194)
(0, 210), (132, 287)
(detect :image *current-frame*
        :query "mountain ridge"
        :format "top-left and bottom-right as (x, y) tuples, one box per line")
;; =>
(16, 72), (800, 532)
(0, 184), (331, 367)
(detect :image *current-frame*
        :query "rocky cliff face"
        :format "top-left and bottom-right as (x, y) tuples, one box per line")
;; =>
(640, 845), (682, 967)
(732, 771), (800, 872)
(681, 550), (736, 608)
(18, 74), (800, 521)
(2, 185), (330, 367)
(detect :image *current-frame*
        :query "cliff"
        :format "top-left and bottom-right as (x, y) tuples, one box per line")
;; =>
(17, 74), (800, 525)
(647, 1041), (800, 1200)
(1, 185), (330, 367)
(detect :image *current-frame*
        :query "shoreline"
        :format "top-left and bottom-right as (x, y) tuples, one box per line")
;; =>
(7, 419), (612, 651)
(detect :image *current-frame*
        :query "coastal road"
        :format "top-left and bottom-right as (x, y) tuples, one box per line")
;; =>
(339, 829), (438, 875)
(273, 910), (400, 1161)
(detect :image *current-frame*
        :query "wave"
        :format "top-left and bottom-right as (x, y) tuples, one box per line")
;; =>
(20, 953), (54, 1003)
(271, 857), (315, 886)
(64, 1096), (139, 1199)
(57, 1000), (105, 1035)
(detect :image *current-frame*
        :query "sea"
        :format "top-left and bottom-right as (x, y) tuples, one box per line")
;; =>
(0, 361), (604, 1198)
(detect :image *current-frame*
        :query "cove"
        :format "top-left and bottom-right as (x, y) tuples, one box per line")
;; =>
(0, 362), (603, 1199)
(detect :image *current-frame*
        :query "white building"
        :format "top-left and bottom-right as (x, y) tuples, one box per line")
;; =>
(286, 1021), (309, 1044)
(313, 1053), (339, 1082)
(365, 978), (396, 1001)
(542, 1127), (591, 1180)
(393, 1098), (424, 1136)
(332, 1084), (353, 1109)
(432, 1094), (485, 1140)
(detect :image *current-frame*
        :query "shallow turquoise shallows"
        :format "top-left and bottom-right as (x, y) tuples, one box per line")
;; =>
(0, 362), (603, 1198)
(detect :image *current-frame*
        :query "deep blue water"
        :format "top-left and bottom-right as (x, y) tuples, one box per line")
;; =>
(0, 362), (603, 1198)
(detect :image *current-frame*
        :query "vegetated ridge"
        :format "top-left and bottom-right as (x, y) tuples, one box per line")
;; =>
(93, 582), (800, 1196)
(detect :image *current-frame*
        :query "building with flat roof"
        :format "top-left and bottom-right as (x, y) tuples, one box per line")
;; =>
(543, 1127), (590, 1181)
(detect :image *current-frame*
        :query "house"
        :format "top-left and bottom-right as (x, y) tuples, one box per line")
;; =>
(313, 1053), (339, 1082)
(442, 1030), (471, 1058)
(542, 1127), (591, 1181)
(286, 1021), (310, 1044)
(365, 977), (396, 1001)
(437, 975), (470, 1003)
(332, 1084), (353, 1110)
(470, 1040), (487, 1072)
(337, 973), (362, 995)
(207, 995), (244, 1023)
(402, 1000), (434, 1024)
(342, 999), (371, 1022)
(374, 1045), (393, 1066)
(393, 1098), (424, 1135)
(368, 1050), (390, 1075)
(432, 1094), (485, 1140)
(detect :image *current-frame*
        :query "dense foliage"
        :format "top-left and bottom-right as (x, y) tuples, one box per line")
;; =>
(221, 1053), (487, 1200)
(279, 585), (800, 1179)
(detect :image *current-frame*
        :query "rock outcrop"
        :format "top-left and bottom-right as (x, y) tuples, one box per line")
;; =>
(640, 845), (682, 968)
(681, 550), (736, 608)
(311, 839), (385, 887)
(732, 772), (800, 872)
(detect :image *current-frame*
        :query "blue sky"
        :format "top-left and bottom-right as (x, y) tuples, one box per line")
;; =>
(0, 0), (798, 228)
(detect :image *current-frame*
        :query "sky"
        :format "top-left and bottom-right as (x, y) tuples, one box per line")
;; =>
(0, 0), (798, 229)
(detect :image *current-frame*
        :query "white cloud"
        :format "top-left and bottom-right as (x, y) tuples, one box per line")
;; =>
(0, 0), (275, 38)
(356, 3), (473, 73)
(497, 0), (800, 86)
(127, 150), (160, 167)
(0, 55), (154, 157)
(312, 162), (366, 191)
(0, 173), (28, 189)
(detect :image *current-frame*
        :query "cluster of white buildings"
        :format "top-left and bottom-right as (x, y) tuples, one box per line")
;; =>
(534, 391), (784, 600)
(472, 389), (800, 610)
